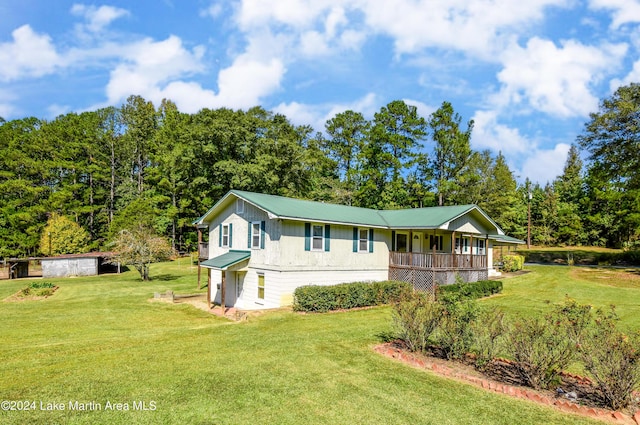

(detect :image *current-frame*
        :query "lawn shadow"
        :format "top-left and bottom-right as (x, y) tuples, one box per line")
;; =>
(152, 274), (179, 282)
(375, 330), (397, 343)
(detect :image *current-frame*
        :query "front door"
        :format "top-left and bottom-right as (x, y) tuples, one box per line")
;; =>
(234, 272), (245, 306)
(412, 232), (422, 253)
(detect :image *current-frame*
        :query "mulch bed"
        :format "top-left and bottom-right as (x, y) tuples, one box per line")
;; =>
(376, 340), (640, 424)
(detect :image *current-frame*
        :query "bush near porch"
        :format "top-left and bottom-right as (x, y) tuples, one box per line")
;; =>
(293, 280), (411, 312)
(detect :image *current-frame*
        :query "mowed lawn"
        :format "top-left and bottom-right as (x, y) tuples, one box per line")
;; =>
(482, 264), (640, 330)
(0, 262), (620, 425)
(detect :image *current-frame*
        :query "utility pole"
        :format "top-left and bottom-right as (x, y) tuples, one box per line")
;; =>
(527, 191), (532, 249)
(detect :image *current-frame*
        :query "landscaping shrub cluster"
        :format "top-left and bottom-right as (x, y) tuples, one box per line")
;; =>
(437, 280), (502, 299)
(392, 294), (640, 410)
(500, 255), (524, 272)
(293, 280), (411, 313)
(20, 281), (56, 297)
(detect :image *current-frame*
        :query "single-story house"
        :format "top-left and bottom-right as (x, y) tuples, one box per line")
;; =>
(194, 190), (523, 310)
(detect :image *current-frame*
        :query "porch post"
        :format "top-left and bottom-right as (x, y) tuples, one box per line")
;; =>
(207, 268), (211, 309)
(451, 231), (456, 268)
(470, 235), (474, 268)
(485, 234), (489, 269)
(197, 227), (202, 290)
(221, 271), (226, 314)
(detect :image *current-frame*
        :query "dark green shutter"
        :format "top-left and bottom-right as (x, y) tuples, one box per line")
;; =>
(392, 231), (396, 251)
(324, 224), (330, 252)
(304, 223), (311, 251)
(219, 224), (222, 247)
(260, 221), (265, 249)
(247, 224), (251, 248)
(229, 223), (233, 248)
(369, 228), (374, 253)
(353, 227), (358, 252)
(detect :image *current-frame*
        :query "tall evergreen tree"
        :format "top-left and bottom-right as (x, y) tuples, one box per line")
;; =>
(428, 101), (473, 206)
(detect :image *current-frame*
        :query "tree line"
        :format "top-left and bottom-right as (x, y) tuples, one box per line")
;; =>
(1, 84), (639, 258)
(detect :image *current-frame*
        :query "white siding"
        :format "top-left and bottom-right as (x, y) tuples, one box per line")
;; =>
(448, 214), (492, 235)
(228, 268), (389, 310)
(278, 222), (390, 271)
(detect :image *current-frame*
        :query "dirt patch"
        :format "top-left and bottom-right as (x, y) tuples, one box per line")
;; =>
(570, 267), (640, 289)
(376, 341), (640, 424)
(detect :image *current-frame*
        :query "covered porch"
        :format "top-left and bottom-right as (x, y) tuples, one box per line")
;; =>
(200, 250), (251, 312)
(388, 230), (492, 293)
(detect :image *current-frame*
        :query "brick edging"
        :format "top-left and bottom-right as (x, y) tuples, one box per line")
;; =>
(374, 342), (640, 424)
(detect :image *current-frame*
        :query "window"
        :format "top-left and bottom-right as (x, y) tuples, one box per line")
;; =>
(305, 223), (329, 252)
(455, 237), (469, 253)
(312, 225), (324, 250)
(396, 233), (408, 252)
(236, 199), (244, 214)
(251, 222), (261, 249)
(428, 235), (443, 251)
(359, 229), (369, 252)
(257, 274), (265, 300)
(219, 223), (232, 248)
(476, 239), (486, 255)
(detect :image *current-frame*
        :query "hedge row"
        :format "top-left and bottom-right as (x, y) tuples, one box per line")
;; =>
(520, 249), (640, 266)
(293, 280), (411, 313)
(437, 280), (503, 299)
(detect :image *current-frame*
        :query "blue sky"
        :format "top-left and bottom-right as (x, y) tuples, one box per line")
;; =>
(1, 1), (639, 184)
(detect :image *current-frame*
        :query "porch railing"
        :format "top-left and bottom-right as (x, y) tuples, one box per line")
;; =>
(389, 251), (487, 270)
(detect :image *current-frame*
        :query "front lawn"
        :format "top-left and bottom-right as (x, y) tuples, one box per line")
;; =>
(482, 264), (640, 330)
(0, 262), (605, 424)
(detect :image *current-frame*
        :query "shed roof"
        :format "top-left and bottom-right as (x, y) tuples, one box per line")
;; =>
(200, 250), (251, 270)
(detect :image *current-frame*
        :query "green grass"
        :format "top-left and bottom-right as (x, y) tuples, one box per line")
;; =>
(482, 265), (640, 330)
(0, 262), (605, 424)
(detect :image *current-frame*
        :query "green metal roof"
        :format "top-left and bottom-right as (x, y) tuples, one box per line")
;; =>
(200, 250), (251, 270)
(194, 190), (508, 235)
(232, 190), (390, 227)
(379, 205), (476, 228)
(490, 234), (526, 245)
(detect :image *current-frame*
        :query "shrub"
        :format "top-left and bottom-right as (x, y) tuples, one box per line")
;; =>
(471, 307), (507, 370)
(504, 314), (575, 389)
(19, 282), (56, 297)
(437, 280), (502, 300)
(434, 290), (480, 360)
(579, 307), (640, 410)
(392, 290), (443, 352)
(293, 280), (410, 313)
(553, 297), (593, 346)
(501, 255), (524, 272)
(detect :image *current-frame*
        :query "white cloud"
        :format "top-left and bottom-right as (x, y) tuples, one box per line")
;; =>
(200, 2), (224, 19)
(359, 0), (571, 59)
(103, 34), (285, 112)
(472, 110), (532, 154)
(275, 92), (379, 131)
(610, 58), (640, 90)
(495, 37), (627, 117)
(71, 4), (130, 33)
(589, 0), (640, 29)
(518, 143), (571, 184)
(0, 25), (63, 81)
(215, 56), (285, 107)
(105, 35), (207, 105)
(403, 98), (436, 122)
